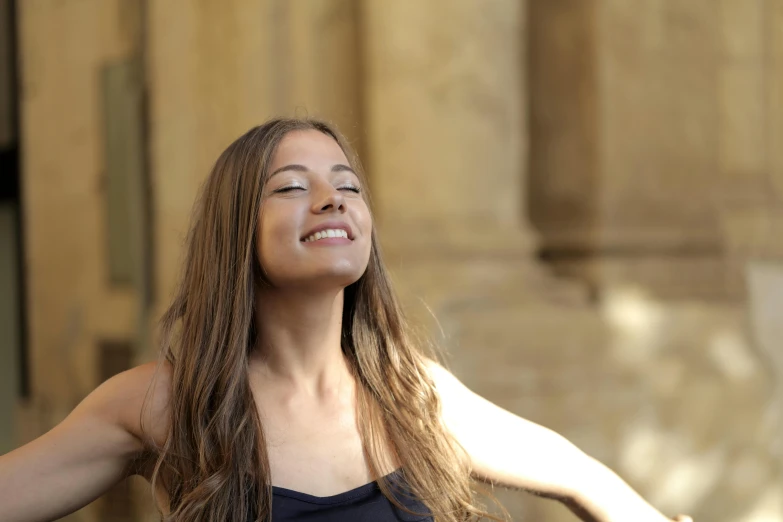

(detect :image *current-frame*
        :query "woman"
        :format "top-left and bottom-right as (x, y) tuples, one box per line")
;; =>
(0, 119), (692, 522)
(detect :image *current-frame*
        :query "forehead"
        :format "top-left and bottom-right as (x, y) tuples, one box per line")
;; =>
(270, 129), (349, 171)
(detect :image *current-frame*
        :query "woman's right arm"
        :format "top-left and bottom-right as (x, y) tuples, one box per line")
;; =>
(0, 361), (169, 522)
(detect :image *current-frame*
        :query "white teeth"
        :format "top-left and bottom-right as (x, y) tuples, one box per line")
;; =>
(304, 229), (350, 242)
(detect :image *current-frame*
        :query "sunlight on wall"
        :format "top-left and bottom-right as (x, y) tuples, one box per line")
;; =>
(736, 483), (783, 522)
(708, 328), (759, 382)
(602, 286), (666, 366)
(747, 261), (783, 453)
(604, 286), (716, 512)
(619, 412), (725, 513)
(647, 445), (726, 513)
(604, 282), (783, 521)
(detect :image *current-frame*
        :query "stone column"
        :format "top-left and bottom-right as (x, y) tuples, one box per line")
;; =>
(589, 0), (729, 299)
(363, 0), (532, 252)
(361, 0), (573, 322)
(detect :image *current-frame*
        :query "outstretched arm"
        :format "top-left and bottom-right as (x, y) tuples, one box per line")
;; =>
(426, 360), (692, 522)
(0, 362), (166, 522)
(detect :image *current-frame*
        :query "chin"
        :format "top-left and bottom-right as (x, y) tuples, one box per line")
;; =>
(311, 269), (364, 290)
(268, 267), (366, 292)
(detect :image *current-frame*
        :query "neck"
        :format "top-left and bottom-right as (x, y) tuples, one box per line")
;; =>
(251, 285), (352, 397)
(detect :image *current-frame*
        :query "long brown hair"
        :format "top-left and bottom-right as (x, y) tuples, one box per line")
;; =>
(143, 118), (507, 521)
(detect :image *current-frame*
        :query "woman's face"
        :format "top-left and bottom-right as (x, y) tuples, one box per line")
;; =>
(257, 130), (372, 290)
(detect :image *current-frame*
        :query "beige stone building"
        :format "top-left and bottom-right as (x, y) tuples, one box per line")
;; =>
(0, 1), (781, 521)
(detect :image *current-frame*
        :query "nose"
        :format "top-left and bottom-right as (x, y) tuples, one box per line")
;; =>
(312, 183), (346, 214)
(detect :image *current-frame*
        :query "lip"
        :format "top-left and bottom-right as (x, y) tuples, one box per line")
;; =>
(300, 221), (354, 241)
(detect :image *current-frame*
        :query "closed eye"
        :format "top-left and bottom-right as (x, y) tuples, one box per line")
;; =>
(274, 184), (361, 194)
(275, 185), (306, 193)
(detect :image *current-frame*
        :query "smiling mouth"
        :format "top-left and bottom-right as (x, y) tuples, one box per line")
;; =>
(302, 229), (352, 242)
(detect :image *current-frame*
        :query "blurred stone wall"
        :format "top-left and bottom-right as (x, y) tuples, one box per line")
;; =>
(13, 1), (783, 521)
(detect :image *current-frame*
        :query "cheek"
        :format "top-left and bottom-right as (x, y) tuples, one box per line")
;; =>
(355, 210), (373, 260)
(257, 215), (295, 267)
(354, 202), (373, 234)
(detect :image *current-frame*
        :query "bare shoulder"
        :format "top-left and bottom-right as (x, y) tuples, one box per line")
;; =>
(0, 361), (176, 521)
(82, 360), (173, 450)
(420, 356), (443, 377)
(420, 357), (465, 398)
(419, 357), (477, 425)
(421, 356), (566, 445)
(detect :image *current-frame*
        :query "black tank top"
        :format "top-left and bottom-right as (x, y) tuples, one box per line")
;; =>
(270, 469), (433, 521)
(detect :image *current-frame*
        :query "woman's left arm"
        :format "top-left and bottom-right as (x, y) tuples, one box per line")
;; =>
(426, 360), (691, 522)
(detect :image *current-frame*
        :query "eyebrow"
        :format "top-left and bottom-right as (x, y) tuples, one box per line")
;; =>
(270, 164), (356, 177)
